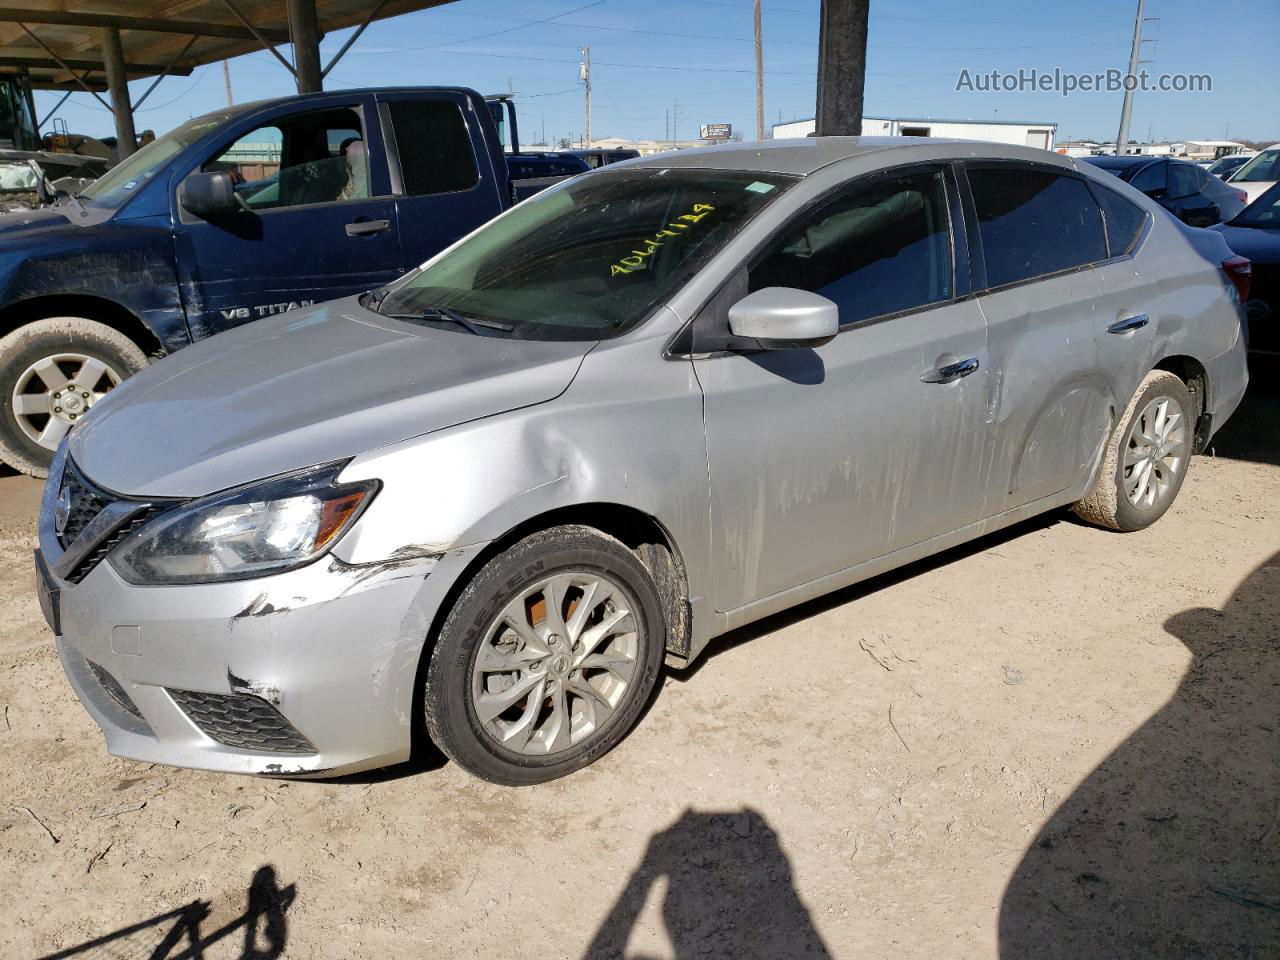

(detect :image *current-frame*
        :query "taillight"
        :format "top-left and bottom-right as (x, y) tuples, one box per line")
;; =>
(1233, 189), (1248, 204)
(1222, 255), (1251, 304)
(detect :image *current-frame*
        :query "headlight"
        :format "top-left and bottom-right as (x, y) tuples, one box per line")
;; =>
(109, 462), (378, 585)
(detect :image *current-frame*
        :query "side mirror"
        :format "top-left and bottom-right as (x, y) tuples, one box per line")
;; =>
(728, 287), (839, 349)
(180, 170), (239, 218)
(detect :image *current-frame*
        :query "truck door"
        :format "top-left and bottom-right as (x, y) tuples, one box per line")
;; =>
(376, 92), (509, 270)
(173, 96), (402, 338)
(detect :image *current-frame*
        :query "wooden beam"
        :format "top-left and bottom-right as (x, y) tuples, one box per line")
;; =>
(0, 55), (193, 76)
(0, 7), (290, 43)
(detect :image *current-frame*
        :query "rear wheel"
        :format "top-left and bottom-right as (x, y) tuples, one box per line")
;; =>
(424, 525), (666, 785)
(0, 317), (147, 477)
(1073, 370), (1193, 531)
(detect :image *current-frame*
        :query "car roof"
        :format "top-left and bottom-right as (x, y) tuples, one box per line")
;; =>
(1086, 155), (1159, 169)
(624, 137), (1076, 176)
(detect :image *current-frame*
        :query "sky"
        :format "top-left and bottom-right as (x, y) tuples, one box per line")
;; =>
(31, 0), (1280, 148)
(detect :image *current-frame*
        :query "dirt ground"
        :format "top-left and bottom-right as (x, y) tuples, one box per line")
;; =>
(2, 375), (1278, 960)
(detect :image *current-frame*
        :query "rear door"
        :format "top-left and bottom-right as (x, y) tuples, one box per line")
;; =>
(377, 92), (508, 270)
(696, 165), (992, 612)
(965, 162), (1156, 516)
(173, 97), (403, 337)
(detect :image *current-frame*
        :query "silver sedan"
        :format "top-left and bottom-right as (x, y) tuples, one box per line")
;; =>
(36, 138), (1249, 784)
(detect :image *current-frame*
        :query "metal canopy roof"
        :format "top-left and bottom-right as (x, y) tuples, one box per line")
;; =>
(0, 1), (457, 92)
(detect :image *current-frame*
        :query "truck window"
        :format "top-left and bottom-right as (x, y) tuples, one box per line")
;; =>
(204, 107), (369, 211)
(387, 100), (478, 196)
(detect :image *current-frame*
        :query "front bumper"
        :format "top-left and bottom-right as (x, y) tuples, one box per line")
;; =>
(37, 446), (489, 777)
(50, 550), (440, 777)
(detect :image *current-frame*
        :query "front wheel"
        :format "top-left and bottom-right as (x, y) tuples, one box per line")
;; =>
(0, 317), (148, 477)
(424, 525), (666, 785)
(1073, 370), (1194, 532)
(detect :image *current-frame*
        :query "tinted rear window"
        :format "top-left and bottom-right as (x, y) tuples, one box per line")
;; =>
(388, 100), (478, 196)
(968, 167), (1107, 288)
(1091, 183), (1148, 256)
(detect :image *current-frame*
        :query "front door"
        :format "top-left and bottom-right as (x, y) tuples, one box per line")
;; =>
(173, 97), (402, 338)
(696, 167), (992, 612)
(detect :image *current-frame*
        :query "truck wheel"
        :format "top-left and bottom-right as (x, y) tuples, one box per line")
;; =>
(424, 525), (666, 785)
(0, 317), (148, 478)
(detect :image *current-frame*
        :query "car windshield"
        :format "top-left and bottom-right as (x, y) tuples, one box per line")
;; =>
(79, 113), (230, 210)
(1232, 183), (1280, 227)
(1231, 148), (1280, 183)
(377, 168), (794, 340)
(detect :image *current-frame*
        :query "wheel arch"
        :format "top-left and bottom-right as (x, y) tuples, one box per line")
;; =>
(424, 502), (692, 666)
(0, 294), (164, 357)
(1152, 354), (1210, 450)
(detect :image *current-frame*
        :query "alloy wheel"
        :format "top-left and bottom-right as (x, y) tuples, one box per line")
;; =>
(470, 571), (639, 756)
(1123, 395), (1187, 509)
(11, 353), (122, 449)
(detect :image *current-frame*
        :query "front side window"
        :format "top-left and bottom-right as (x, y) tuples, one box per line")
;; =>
(1232, 148), (1280, 183)
(387, 100), (478, 196)
(968, 166), (1106, 288)
(203, 107), (368, 211)
(749, 170), (953, 325)
(376, 169), (794, 340)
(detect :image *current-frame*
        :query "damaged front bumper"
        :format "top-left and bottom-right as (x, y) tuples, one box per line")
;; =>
(45, 549), (440, 777)
(36, 445), (491, 777)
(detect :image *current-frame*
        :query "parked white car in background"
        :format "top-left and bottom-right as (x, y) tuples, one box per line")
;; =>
(1227, 144), (1280, 202)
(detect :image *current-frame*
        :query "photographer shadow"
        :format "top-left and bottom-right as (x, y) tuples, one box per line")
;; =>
(584, 808), (831, 959)
(998, 553), (1280, 958)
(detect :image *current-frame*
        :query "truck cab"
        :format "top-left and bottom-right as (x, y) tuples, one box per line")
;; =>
(0, 87), (514, 476)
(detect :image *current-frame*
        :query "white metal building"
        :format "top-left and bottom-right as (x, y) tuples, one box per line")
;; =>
(772, 116), (1058, 150)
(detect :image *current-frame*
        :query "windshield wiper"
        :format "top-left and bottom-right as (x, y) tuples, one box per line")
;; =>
(381, 304), (514, 335)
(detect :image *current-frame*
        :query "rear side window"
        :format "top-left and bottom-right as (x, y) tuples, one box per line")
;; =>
(1168, 162), (1200, 198)
(1091, 183), (1148, 256)
(387, 100), (478, 196)
(968, 166), (1107, 288)
(1129, 160), (1166, 195)
(749, 169), (953, 325)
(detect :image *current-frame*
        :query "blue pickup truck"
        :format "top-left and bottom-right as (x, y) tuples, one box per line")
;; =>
(0, 86), (549, 476)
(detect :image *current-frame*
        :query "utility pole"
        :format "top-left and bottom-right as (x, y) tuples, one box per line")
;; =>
(815, 0), (869, 136)
(223, 60), (234, 106)
(754, 0), (764, 141)
(672, 100), (681, 144)
(1115, 0), (1147, 156)
(579, 46), (592, 149)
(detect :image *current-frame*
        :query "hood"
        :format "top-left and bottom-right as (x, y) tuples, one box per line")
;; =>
(70, 298), (595, 498)
(0, 205), (74, 239)
(1213, 223), (1280, 263)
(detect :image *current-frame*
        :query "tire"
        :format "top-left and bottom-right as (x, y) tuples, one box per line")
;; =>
(0, 317), (148, 478)
(424, 525), (666, 785)
(1073, 370), (1194, 532)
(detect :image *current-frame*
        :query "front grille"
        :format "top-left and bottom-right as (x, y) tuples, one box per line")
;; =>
(63, 506), (164, 584)
(167, 689), (317, 755)
(86, 659), (146, 722)
(57, 461), (111, 548)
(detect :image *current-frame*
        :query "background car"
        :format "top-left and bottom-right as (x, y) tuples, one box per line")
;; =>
(1086, 155), (1248, 226)
(1226, 143), (1280, 202)
(568, 148), (642, 169)
(1206, 153), (1255, 179)
(1214, 180), (1280, 353)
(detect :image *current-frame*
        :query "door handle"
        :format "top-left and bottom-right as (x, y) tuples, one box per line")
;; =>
(345, 218), (391, 237)
(1108, 313), (1149, 334)
(921, 356), (979, 384)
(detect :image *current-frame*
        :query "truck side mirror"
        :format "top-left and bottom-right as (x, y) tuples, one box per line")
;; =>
(180, 170), (239, 218)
